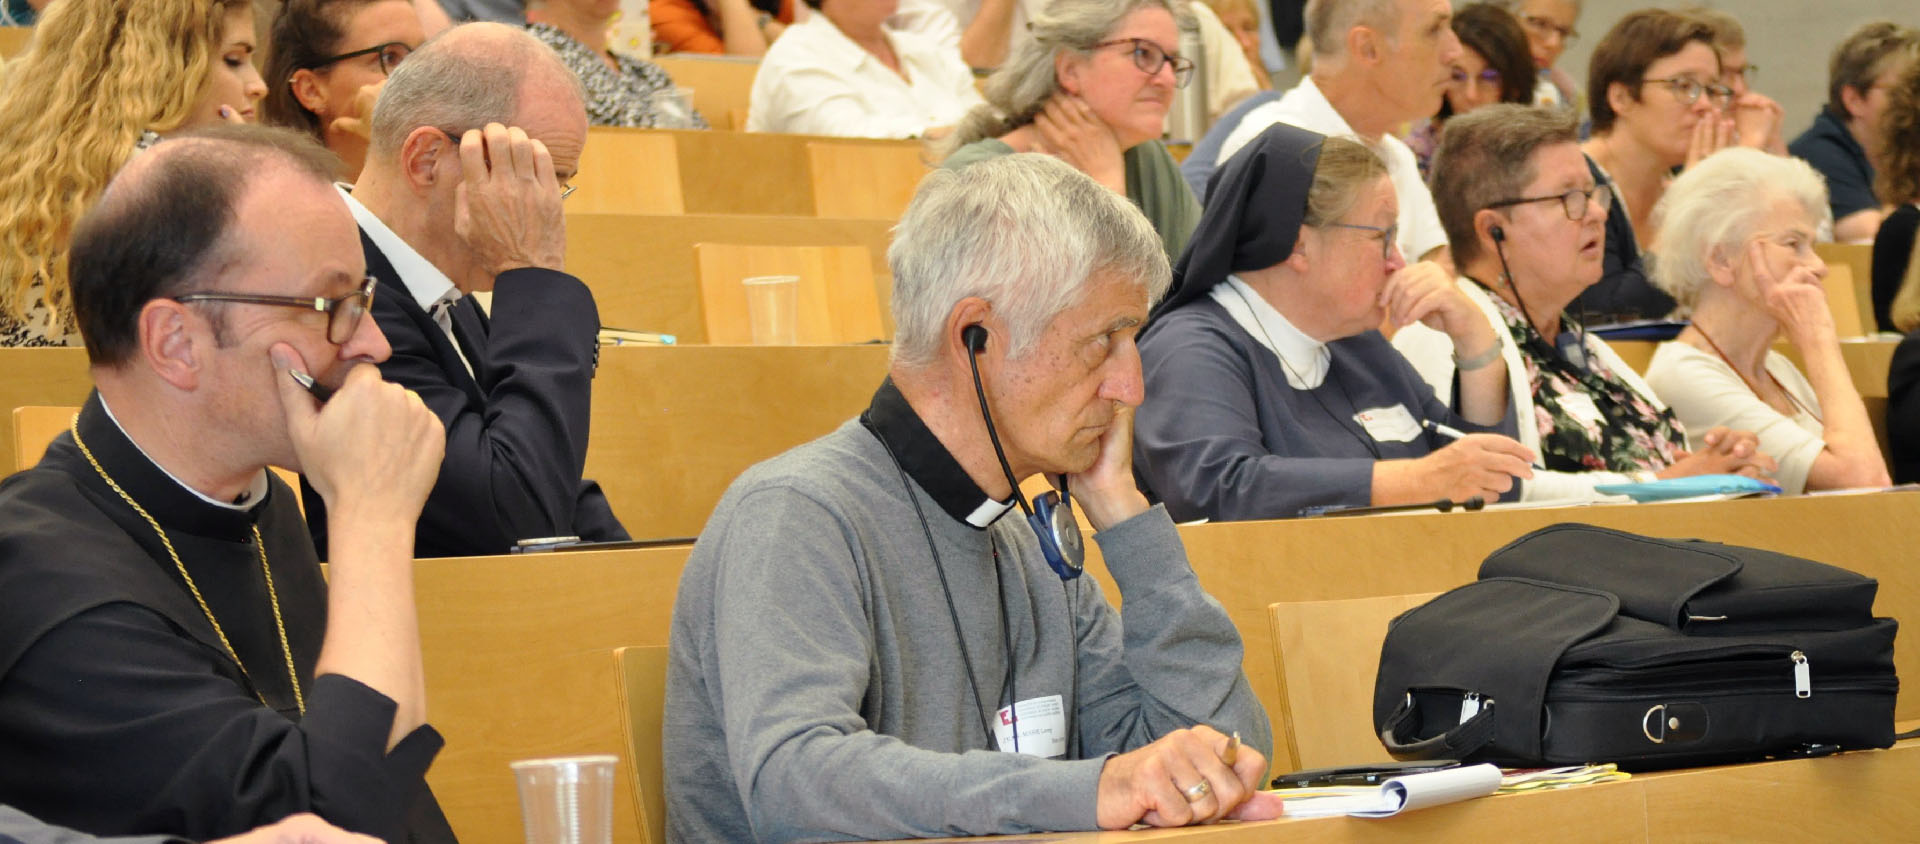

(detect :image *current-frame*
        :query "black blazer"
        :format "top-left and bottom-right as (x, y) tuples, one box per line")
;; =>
(1887, 329), (1920, 484)
(305, 230), (630, 558)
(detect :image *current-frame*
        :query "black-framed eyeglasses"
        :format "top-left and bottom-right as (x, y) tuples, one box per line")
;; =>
(1520, 14), (1578, 43)
(1642, 76), (1735, 108)
(173, 276), (377, 344)
(1325, 221), (1399, 261)
(303, 41), (413, 76)
(1450, 66), (1502, 85)
(1088, 37), (1195, 89)
(1486, 184), (1613, 221)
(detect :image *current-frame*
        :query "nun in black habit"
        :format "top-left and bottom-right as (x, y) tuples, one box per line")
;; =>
(1132, 123), (1534, 522)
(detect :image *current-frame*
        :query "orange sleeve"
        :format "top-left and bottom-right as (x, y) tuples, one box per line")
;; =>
(778, 0), (796, 24)
(650, 0), (726, 54)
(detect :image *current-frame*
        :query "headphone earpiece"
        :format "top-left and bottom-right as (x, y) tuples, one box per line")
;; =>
(963, 324), (988, 354)
(1490, 225), (1506, 243)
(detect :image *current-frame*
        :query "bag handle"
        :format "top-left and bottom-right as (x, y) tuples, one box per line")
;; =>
(1378, 695), (1498, 761)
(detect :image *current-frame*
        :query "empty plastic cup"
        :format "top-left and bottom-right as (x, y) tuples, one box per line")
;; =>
(511, 754), (617, 844)
(742, 275), (800, 345)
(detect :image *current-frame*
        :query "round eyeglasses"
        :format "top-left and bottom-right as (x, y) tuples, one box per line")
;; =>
(172, 277), (377, 344)
(1485, 184), (1613, 221)
(1088, 38), (1195, 89)
(303, 41), (413, 77)
(1641, 76), (1735, 108)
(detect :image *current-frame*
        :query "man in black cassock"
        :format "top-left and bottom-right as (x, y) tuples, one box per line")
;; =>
(0, 126), (456, 842)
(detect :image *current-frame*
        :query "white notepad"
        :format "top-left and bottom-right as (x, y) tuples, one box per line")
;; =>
(1278, 763), (1503, 818)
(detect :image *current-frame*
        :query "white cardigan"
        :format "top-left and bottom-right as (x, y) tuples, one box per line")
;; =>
(1390, 278), (1677, 501)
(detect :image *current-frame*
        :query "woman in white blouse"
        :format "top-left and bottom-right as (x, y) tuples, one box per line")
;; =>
(1643, 147), (1891, 494)
(746, 0), (983, 137)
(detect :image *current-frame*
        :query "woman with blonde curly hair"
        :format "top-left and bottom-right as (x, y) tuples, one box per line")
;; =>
(0, 0), (267, 347)
(1870, 60), (1920, 333)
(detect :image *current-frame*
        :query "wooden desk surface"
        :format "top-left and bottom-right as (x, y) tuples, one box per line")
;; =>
(888, 739), (1920, 843)
(1077, 491), (1920, 770)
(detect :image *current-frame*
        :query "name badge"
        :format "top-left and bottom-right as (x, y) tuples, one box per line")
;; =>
(994, 694), (1068, 758)
(1558, 392), (1606, 430)
(1352, 404), (1422, 443)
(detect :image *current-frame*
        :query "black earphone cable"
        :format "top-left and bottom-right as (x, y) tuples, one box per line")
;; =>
(1492, 227), (1589, 373)
(966, 331), (1037, 518)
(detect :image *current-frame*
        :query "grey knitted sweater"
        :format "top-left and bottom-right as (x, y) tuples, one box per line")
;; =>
(663, 407), (1272, 843)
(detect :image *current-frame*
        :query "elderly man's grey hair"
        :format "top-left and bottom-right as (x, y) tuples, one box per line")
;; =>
(888, 154), (1170, 369)
(369, 22), (585, 158)
(1304, 0), (1402, 59)
(1651, 147), (1831, 310)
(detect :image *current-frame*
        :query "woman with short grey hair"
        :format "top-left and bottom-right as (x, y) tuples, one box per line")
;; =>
(1643, 147), (1889, 494)
(936, 0), (1200, 260)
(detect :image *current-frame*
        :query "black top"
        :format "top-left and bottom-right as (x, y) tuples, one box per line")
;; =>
(0, 395), (452, 842)
(306, 231), (630, 558)
(1886, 329), (1920, 483)
(1871, 204), (1920, 332)
(1789, 109), (1880, 222)
(1571, 155), (1676, 322)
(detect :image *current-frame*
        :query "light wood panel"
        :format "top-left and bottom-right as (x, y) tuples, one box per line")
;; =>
(1268, 592), (1438, 771)
(806, 141), (930, 219)
(1078, 491), (1920, 772)
(1817, 241), (1876, 332)
(416, 546), (691, 844)
(610, 128), (924, 216)
(11, 405), (68, 469)
(573, 130), (685, 215)
(651, 55), (759, 131)
(694, 243), (883, 344)
(585, 344), (892, 539)
(0, 347), (91, 476)
(888, 740), (1920, 842)
(613, 646), (670, 844)
(565, 213), (896, 343)
(1825, 263), (1867, 338)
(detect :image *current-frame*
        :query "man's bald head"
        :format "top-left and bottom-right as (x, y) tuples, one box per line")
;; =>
(70, 126), (340, 366)
(368, 22), (586, 160)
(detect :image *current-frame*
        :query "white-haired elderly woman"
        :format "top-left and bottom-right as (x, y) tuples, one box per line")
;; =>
(936, 0), (1200, 261)
(1643, 148), (1891, 494)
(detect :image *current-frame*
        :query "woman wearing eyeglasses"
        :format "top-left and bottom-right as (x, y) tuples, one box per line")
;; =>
(1406, 2), (1534, 181)
(744, 0), (982, 138)
(1643, 148), (1888, 494)
(264, 0), (427, 179)
(1512, 0), (1581, 111)
(1133, 123), (1534, 523)
(938, 0), (1199, 261)
(1395, 104), (1775, 501)
(0, 0), (268, 348)
(1574, 9), (1735, 323)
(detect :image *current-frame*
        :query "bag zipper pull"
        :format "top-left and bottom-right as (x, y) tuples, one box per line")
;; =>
(1792, 651), (1810, 699)
(1459, 691), (1482, 722)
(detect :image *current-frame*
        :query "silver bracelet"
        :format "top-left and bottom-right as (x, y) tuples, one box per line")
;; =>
(1453, 343), (1502, 371)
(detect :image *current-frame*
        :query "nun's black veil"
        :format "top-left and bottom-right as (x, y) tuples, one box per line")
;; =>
(1146, 123), (1329, 329)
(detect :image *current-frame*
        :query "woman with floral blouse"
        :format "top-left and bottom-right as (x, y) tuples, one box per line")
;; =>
(1393, 104), (1777, 500)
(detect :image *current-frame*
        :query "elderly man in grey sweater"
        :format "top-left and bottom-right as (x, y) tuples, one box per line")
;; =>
(664, 154), (1281, 842)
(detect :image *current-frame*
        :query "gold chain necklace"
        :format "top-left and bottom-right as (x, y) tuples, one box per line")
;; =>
(68, 415), (305, 715)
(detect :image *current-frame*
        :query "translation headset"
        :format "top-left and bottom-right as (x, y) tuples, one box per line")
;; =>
(963, 324), (1087, 581)
(1488, 221), (1590, 372)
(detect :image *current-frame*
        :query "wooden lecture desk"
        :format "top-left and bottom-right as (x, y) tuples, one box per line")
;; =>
(888, 737), (1920, 843)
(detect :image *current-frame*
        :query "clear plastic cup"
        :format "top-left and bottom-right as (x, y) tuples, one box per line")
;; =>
(742, 275), (800, 345)
(511, 754), (617, 844)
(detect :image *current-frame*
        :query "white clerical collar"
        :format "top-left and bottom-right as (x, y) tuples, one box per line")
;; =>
(98, 395), (270, 511)
(1210, 275), (1330, 390)
(336, 183), (460, 315)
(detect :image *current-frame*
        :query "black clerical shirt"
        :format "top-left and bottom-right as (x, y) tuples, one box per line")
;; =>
(0, 394), (455, 843)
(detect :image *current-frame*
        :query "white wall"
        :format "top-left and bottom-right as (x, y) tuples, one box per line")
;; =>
(1554, 1), (1917, 137)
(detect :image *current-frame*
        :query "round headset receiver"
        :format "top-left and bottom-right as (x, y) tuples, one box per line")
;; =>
(963, 323), (1085, 580)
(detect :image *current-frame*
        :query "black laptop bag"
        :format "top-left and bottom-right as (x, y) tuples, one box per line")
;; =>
(1373, 523), (1898, 770)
